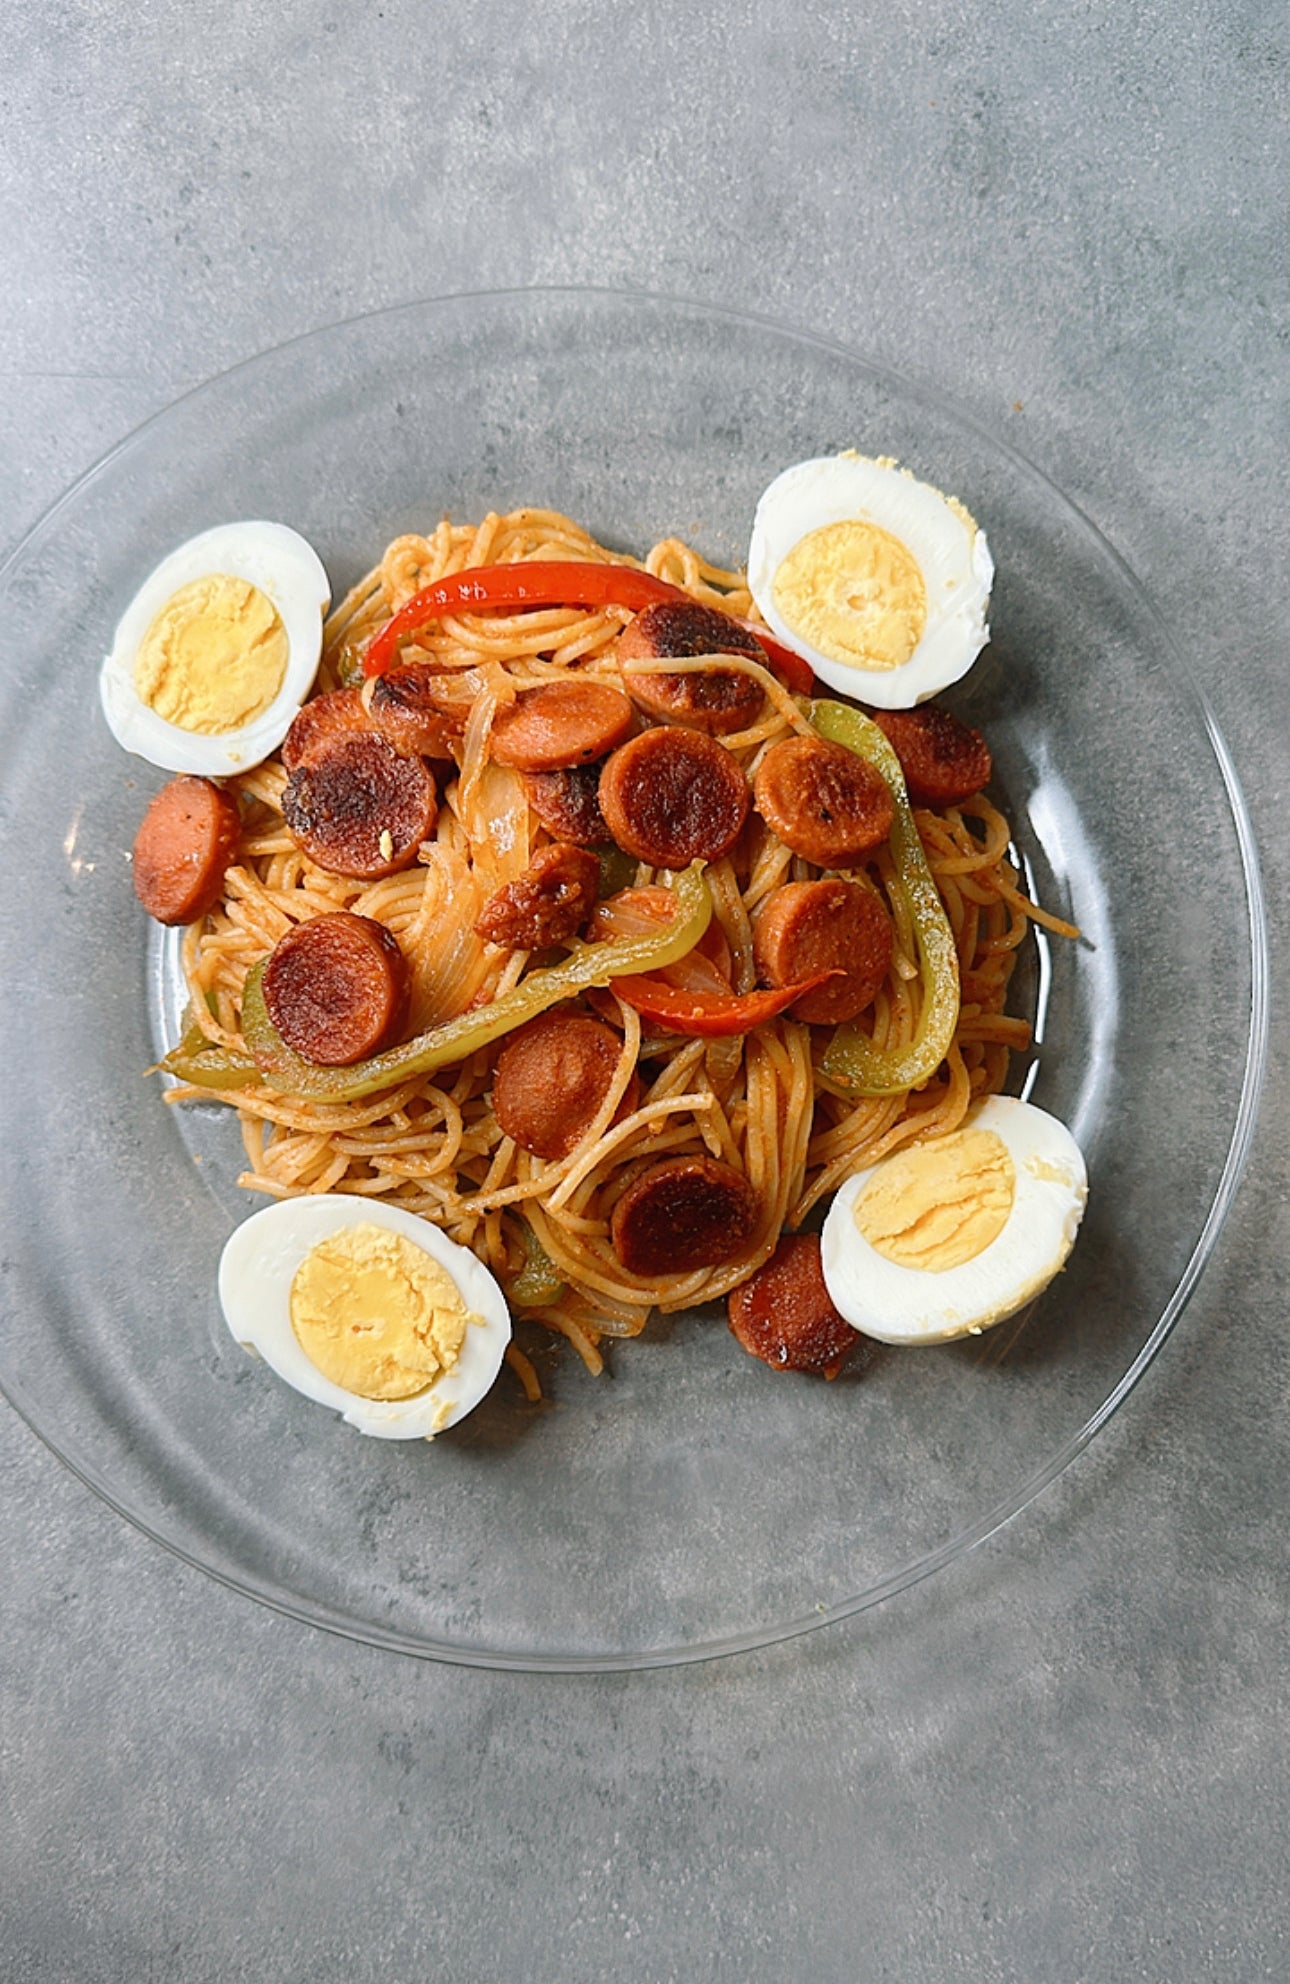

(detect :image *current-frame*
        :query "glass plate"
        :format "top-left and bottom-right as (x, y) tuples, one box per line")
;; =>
(0, 289), (1267, 1670)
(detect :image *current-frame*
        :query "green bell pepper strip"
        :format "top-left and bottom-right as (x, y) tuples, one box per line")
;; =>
(809, 699), (961, 1097)
(229, 862), (712, 1104)
(508, 1223), (566, 1308)
(159, 1010), (263, 1090)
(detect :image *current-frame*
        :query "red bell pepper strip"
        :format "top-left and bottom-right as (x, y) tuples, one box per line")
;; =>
(610, 970), (835, 1038)
(360, 560), (816, 694)
(731, 620), (815, 696)
(363, 563), (689, 678)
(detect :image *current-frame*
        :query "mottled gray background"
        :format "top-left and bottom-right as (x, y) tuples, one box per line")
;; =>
(2, 3), (1286, 1979)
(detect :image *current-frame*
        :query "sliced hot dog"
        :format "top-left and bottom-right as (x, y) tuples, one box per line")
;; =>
(281, 689), (372, 772)
(870, 702), (992, 808)
(261, 911), (411, 1066)
(617, 601), (766, 735)
(475, 842), (601, 951)
(489, 680), (635, 772)
(752, 734), (893, 867)
(282, 732), (438, 878)
(727, 1232), (862, 1376)
(132, 774), (242, 926)
(523, 762), (611, 847)
(610, 1156), (760, 1277)
(752, 878), (894, 1025)
(492, 1008), (640, 1160)
(365, 664), (463, 760)
(598, 728), (750, 867)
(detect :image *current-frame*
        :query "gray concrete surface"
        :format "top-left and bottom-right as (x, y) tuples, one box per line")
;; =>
(2, 2), (1286, 1978)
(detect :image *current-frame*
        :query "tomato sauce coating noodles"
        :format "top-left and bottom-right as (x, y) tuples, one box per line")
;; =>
(170, 507), (1074, 1376)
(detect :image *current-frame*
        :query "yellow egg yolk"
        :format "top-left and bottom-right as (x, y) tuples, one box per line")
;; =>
(133, 573), (289, 734)
(289, 1221), (475, 1401)
(771, 519), (928, 673)
(854, 1127), (1015, 1272)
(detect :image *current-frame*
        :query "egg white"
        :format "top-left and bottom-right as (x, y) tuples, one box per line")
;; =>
(218, 1196), (512, 1439)
(747, 453), (994, 707)
(100, 520), (331, 774)
(820, 1096), (1087, 1346)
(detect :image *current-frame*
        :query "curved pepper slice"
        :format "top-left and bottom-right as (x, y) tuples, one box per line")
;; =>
(809, 699), (960, 1097)
(230, 863), (713, 1104)
(610, 972), (834, 1038)
(159, 1011), (262, 1090)
(360, 560), (816, 695)
(363, 562), (692, 678)
(508, 1223), (566, 1308)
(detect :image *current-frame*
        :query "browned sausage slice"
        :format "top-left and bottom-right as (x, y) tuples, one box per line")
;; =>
(523, 763), (611, 847)
(752, 878), (894, 1025)
(871, 703), (992, 808)
(132, 775), (242, 925)
(598, 728), (750, 867)
(282, 733), (438, 878)
(366, 665), (463, 760)
(261, 911), (411, 1065)
(281, 689), (372, 772)
(610, 1156), (760, 1276)
(475, 842), (601, 951)
(617, 601), (766, 735)
(752, 734), (893, 867)
(489, 680), (635, 772)
(492, 1008), (640, 1160)
(727, 1232), (862, 1376)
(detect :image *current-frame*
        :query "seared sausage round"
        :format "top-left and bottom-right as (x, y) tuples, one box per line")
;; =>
(617, 601), (766, 735)
(489, 680), (635, 772)
(281, 689), (372, 772)
(262, 911), (411, 1066)
(132, 775), (242, 926)
(752, 879), (894, 1025)
(523, 762), (611, 847)
(282, 732), (438, 878)
(492, 1009), (640, 1160)
(598, 728), (750, 867)
(871, 702), (992, 808)
(610, 1156), (760, 1277)
(727, 1232), (861, 1376)
(752, 734), (893, 867)
(366, 664), (462, 760)
(475, 842), (601, 951)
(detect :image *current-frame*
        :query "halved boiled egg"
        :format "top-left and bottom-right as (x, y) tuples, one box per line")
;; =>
(747, 453), (994, 707)
(820, 1095), (1086, 1345)
(100, 521), (331, 774)
(218, 1196), (511, 1439)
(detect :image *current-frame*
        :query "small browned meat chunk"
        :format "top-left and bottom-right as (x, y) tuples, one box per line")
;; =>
(617, 600), (766, 735)
(280, 689), (372, 772)
(598, 728), (750, 867)
(752, 734), (893, 867)
(475, 842), (601, 951)
(131, 775), (242, 926)
(523, 762), (611, 847)
(366, 664), (462, 760)
(871, 702), (993, 808)
(491, 1008), (640, 1160)
(752, 879), (894, 1025)
(282, 733), (438, 878)
(727, 1233), (862, 1376)
(610, 1156), (761, 1277)
(262, 912), (411, 1066)
(489, 680), (635, 772)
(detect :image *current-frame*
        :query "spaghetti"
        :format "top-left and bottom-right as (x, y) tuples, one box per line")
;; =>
(168, 506), (1075, 1373)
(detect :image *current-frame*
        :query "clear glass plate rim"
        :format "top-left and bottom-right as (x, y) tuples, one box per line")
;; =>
(0, 283), (1271, 1672)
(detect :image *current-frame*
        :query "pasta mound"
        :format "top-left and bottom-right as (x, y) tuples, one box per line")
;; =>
(171, 506), (1072, 1382)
